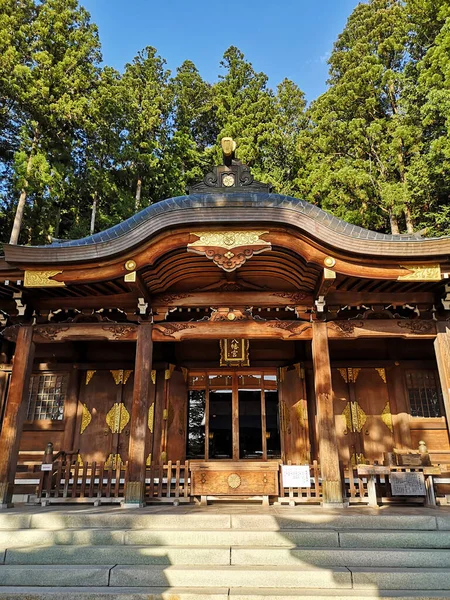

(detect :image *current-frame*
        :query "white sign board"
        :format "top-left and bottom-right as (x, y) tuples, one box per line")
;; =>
(390, 471), (426, 496)
(40, 464), (52, 472)
(281, 465), (311, 488)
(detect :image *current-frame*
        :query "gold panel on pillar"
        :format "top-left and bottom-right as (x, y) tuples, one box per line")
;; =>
(220, 339), (249, 367)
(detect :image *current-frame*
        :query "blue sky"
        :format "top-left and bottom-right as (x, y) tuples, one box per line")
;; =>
(81, 0), (361, 103)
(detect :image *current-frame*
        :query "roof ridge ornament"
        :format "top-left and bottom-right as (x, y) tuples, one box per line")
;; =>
(189, 137), (271, 194)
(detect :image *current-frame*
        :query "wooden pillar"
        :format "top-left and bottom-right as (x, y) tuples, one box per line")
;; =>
(62, 369), (82, 451)
(0, 326), (35, 508)
(124, 322), (153, 506)
(434, 332), (450, 439)
(312, 321), (343, 505)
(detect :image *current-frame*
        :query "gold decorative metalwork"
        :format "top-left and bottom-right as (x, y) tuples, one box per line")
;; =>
(342, 403), (352, 432)
(188, 231), (271, 272)
(146, 453), (152, 466)
(165, 364), (175, 380)
(24, 270), (65, 288)
(163, 409), (168, 421)
(398, 264), (441, 281)
(80, 404), (92, 434)
(77, 454), (84, 466)
(105, 403), (130, 434)
(227, 473), (241, 489)
(324, 256), (336, 268)
(105, 453), (122, 469)
(278, 366), (288, 383)
(124, 271), (136, 283)
(376, 368), (387, 383)
(85, 370), (96, 385)
(110, 369), (133, 385)
(351, 401), (367, 432)
(125, 260), (137, 271)
(280, 400), (290, 433)
(221, 137), (236, 156)
(342, 401), (367, 433)
(381, 401), (394, 433)
(189, 231), (270, 250)
(338, 367), (361, 384)
(220, 338), (250, 367)
(148, 403), (154, 433)
(351, 452), (366, 466)
(151, 370), (157, 385)
(338, 368), (349, 383)
(160, 451), (167, 463)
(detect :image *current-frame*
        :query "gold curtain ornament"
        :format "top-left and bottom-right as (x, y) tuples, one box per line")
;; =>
(148, 403), (154, 433)
(146, 454), (152, 466)
(85, 370), (96, 385)
(105, 403), (130, 433)
(376, 368), (387, 383)
(381, 401), (394, 433)
(105, 453), (122, 469)
(151, 370), (157, 385)
(80, 404), (92, 434)
(110, 369), (133, 385)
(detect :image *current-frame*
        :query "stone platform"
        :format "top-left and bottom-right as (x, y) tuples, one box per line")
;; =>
(0, 504), (450, 599)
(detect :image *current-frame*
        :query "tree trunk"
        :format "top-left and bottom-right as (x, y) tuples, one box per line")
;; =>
(404, 205), (414, 234)
(135, 175), (142, 211)
(90, 191), (98, 235)
(9, 127), (39, 245)
(389, 212), (400, 235)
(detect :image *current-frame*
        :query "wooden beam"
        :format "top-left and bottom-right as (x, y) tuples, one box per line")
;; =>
(312, 321), (342, 505)
(314, 268), (336, 300)
(0, 326), (35, 507)
(151, 291), (314, 309)
(30, 293), (137, 311)
(123, 273), (152, 305)
(327, 291), (436, 306)
(124, 322), (154, 506)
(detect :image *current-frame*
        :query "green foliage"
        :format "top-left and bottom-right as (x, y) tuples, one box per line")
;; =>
(0, 0), (449, 244)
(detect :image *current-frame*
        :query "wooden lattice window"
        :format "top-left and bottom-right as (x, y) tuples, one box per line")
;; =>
(405, 370), (443, 418)
(27, 373), (68, 421)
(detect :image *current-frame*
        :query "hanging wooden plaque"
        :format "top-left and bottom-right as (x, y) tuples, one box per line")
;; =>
(220, 338), (249, 367)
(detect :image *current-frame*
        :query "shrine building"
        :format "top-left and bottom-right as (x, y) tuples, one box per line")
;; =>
(0, 138), (450, 508)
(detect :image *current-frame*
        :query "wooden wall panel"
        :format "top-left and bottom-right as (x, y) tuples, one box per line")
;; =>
(166, 370), (188, 462)
(279, 367), (310, 463)
(331, 369), (351, 464)
(19, 430), (64, 452)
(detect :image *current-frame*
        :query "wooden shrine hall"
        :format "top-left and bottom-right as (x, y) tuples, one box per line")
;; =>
(0, 137), (450, 508)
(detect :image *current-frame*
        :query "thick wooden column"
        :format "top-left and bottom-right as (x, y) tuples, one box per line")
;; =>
(124, 322), (153, 506)
(0, 326), (35, 507)
(434, 331), (450, 438)
(312, 321), (343, 505)
(62, 369), (82, 451)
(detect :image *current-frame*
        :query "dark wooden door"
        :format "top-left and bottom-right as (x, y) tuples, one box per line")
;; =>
(332, 367), (394, 465)
(279, 366), (310, 463)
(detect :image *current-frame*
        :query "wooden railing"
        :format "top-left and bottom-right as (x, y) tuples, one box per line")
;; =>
(37, 460), (127, 505)
(277, 460), (322, 504)
(144, 460), (191, 504)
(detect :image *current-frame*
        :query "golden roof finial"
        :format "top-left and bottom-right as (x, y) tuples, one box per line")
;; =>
(221, 137), (236, 157)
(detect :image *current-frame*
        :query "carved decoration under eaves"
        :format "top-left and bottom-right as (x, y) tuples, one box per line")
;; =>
(156, 293), (192, 305)
(398, 264), (441, 281)
(328, 321), (364, 337)
(220, 338), (250, 367)
(271, 292), (308, 304)
(266, 321), (312, 338)
(209, 307), (252, 322)
(24, 270), (65, 288)
(35, 326), (69, 341)
(155, 322), (196, 338)
(397, 320), (434, 334)
(102, 325), (136, 340)
(2, 324), (19, 342)
(187, 231), (271, 272)
(105, 403), (130, 434)
(80, 403), (92, 434)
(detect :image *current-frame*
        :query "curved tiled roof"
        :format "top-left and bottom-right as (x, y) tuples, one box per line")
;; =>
(3, 192), (450, 264)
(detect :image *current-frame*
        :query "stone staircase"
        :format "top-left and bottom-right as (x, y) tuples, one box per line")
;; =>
(0, 507), (450, 598)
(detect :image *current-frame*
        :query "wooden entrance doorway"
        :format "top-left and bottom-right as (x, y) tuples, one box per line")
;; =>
(186, 370), (281, 462)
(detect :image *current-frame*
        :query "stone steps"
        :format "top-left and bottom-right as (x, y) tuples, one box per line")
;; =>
(3, 545), (450, 568)
(1, 508), (450, 598)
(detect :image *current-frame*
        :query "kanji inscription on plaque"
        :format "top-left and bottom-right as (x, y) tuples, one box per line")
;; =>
(390, 472), (426, 496)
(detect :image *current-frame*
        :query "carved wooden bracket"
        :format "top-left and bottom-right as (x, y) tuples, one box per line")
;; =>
(187, 231), (271, 272)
